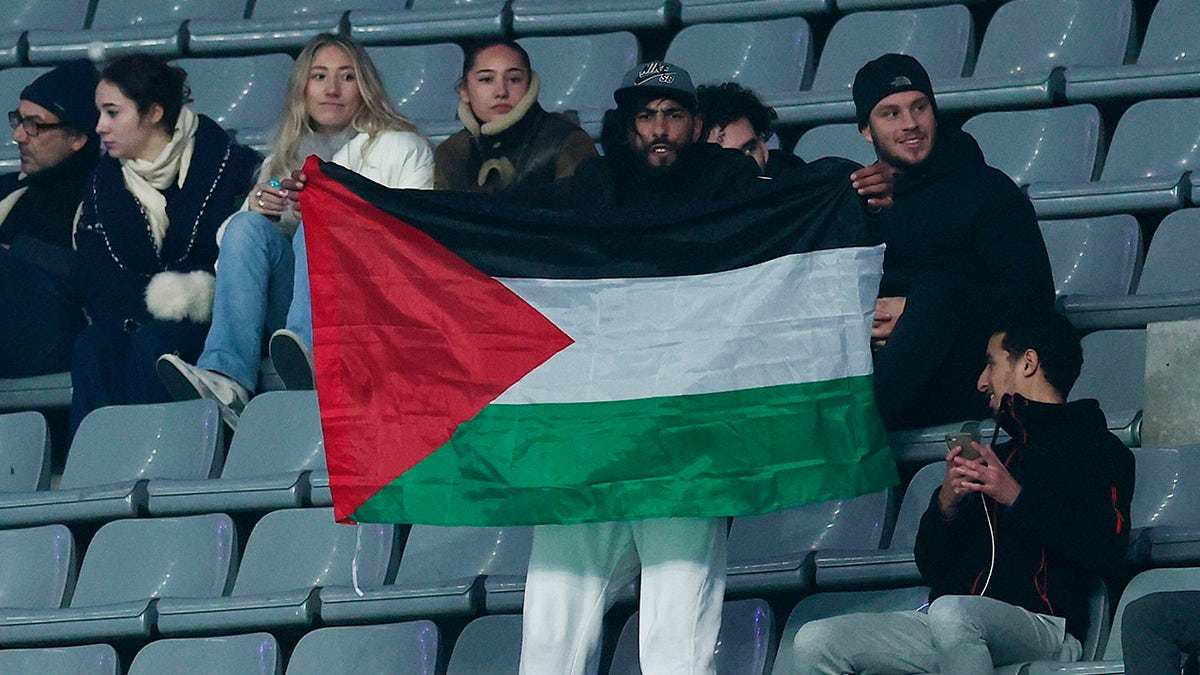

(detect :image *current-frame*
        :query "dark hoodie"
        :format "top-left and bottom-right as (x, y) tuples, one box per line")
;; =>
(914, 394), (1134, 642)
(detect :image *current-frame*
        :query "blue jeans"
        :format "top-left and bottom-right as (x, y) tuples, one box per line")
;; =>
(286, 222), (313, 347)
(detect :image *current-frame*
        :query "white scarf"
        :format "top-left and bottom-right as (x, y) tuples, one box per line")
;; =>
(119, 106), (199, 252)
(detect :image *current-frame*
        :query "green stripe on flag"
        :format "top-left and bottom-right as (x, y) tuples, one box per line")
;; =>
(350, 375), (897, 526)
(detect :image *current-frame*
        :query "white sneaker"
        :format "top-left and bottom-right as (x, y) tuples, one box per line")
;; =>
(269, 329), (315, 391)
(156, 354), (250, 429)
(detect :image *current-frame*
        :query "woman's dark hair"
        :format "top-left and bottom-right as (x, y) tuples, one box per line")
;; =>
(100, 53), (190, 132)
(459, 39), (532, 80)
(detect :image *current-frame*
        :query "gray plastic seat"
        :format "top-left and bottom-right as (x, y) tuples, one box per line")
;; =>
(794, 123), (876, 167)
(0, 524), (75, 611)
(0, 0), (89, 67)
(1039, 215), (1143, 298)
(188, 0), (349, 55)
(838, 0), (986, 10)
(156, 507), (395, 636)
(0, 411), (50, 493)
(936, 0), (1135, 114)
(1126, 446), (1200, 567)
(1031, 99), (1200, 218)
(725, 489), (892, 596)
(608, 598), (775, 675)
(518, 32), (638, 140)
(772, 5), (974, 126)
(0, 644), (119, 675)
(128, 633), (280, 675)
(148, 391), (326, 516)
(1065, 0), (1200, 104)
(319, 524), (533, 624)
(285, 621), (441, 675)
(0, 513), (235, 646)
(510, 0), (674, 36)
(368, 43), (463, 142)
(666, 17), (812, 112)
(814, 461), (943, 590)
(26, 0), (245, 64)
(0, 372), (72, 412)
(1061, 208), (1200, 330)
(0, 67), (52, 173)
(1069, 329), (1146, 447)
(0, 400), (222, 528)
(679, 0), (831, 25)
(963, 104), (1103, 189)
(446, 613), (522, 675)
(350, 0), (508, 46)
(175, 54), (293, 149)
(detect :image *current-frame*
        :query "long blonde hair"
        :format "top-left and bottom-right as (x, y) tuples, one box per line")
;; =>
(263, 33), (419, 179)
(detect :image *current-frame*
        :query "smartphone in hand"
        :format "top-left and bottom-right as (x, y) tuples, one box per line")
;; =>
(945, 427), (981, 461)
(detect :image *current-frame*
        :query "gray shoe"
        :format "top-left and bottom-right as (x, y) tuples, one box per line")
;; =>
(269, 329), (315, 391)
(156, 354), (250, 429)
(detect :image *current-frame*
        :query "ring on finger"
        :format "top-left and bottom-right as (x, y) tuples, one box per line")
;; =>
(258, 199), (265, 207)
(255, 190), (263, 198)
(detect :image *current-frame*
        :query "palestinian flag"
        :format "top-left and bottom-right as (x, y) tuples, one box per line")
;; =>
(301, 156), (897, 526)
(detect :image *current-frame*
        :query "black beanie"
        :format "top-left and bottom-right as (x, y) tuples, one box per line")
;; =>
(20, 59), (100, 137)
(852, 53), (936, 130)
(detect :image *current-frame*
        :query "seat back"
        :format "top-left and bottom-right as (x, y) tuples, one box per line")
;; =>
(90, 0), (246, 29)
(963, 105), (1103, 187)
(1136, 208), (1200, 295)
(0, 411), (50, 492)
(1103, 567), (1200, 660)
(1070, 329), (1146, 416)
(0, 644), (119, 675)
(232, 508), (395, 596)
(71, 513), (236, 607)
(728, 490), (891, 565)
(60, 400), (223, 490)
(888, 461), (945, 551)
(610, 598), (775, 674)
(665, 17), (813, 97)
(972, 0), (1133, 79)
(811, 5), (973, 93)
(519, 32), (638, 133)
(1132, 0), (1200, 67)
(247, 0), (355, 20)
(175, 54), (293, 141)
(394, 525), (533, 585)
(794, 123), (876, 167)
(1038, 215), (1143, 298)
(128, 633), (280, 675)
(367, 43), (462, 139)
(285, 621), (441, 675)
(0, 524), (75, 610)
(222, 391), (325, 478)
(446, 613), (522, 675)
(1080, 576), (1110, 660)
(0, 0), (88, 32)
(1100, 98), (1200, 183)
(1129, 447), (1200, 533)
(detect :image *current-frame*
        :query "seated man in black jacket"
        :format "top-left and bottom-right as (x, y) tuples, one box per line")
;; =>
(793, 309), (1134, 674)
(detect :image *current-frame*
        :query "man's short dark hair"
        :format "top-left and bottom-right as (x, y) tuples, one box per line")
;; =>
(994, 309), (1083, 399)
(695, 83), (775, 141)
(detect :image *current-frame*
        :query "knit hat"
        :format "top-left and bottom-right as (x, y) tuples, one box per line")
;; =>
(852, 53), (936, 130)
(614, 61), (696, 111)
(20, 59), (100, 137)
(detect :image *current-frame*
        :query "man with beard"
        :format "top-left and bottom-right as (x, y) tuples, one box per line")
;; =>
(854, 54), (1054, 431)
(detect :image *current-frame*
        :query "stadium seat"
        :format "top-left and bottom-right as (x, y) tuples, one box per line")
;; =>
(368, 43), (463, 142)
(1030, 99), (1200, 218)
(319, 524), (534, 623)
(446, 613), (522, 675)
(725, 489), (892, 596)
(155, 508), (396, 636)
(147, 391), (326, 516)
(0, 0), (89, 67)
(127, 633), (280, 675)
(771, 5), (974, 126)
(0, 411), (50, 493)
(936, 0), (1135, 114)
(175, 54), (293, 150)
(0, 373), (72, 412)
(1038, 215), (1143, 299)
(0, 400), (222, 529)
(793, 123), (876, 167)
(608, 598), (775, 675)
(678, 0), (832, 25)
(285, 621), (441, 675)
(0, 67), (52, 173)
(519, 32), (639, 139)
(349, 0), (510, 45)
(187, 0), (349, 55)
(510, 0), (675, 36)
(0, 524), (76, 611)
(25, 0), (245, 64)
(665, 17), (812, 100)
(1126, 446), (1200, 568)
(1023, 567), (1200, 674)
(0, 513), (236, 646)
(1060, 208), (1200, 330)
(0, 643), (119, 675)
(963, 104), (1103, 189)
(813, 461), (943, 591)
(1070, 329), (1146, 447)
(838, 0), (986, 10)
(771, 586), (932, 674)
(1065, 0), (1200, 103)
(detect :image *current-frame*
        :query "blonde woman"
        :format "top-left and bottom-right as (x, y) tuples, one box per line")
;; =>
(158, 33), (433, 426)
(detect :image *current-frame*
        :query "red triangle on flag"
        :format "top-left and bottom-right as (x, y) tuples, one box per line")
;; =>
(300, 158), (574, 521)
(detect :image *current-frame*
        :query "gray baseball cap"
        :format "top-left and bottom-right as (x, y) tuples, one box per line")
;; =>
(613, 61), (696, 110)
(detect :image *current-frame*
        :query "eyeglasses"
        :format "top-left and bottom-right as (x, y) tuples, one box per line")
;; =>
(8, 111), (65, 137)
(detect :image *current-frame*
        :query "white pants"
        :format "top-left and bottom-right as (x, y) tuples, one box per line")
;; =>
(519, 517), (727, 675)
